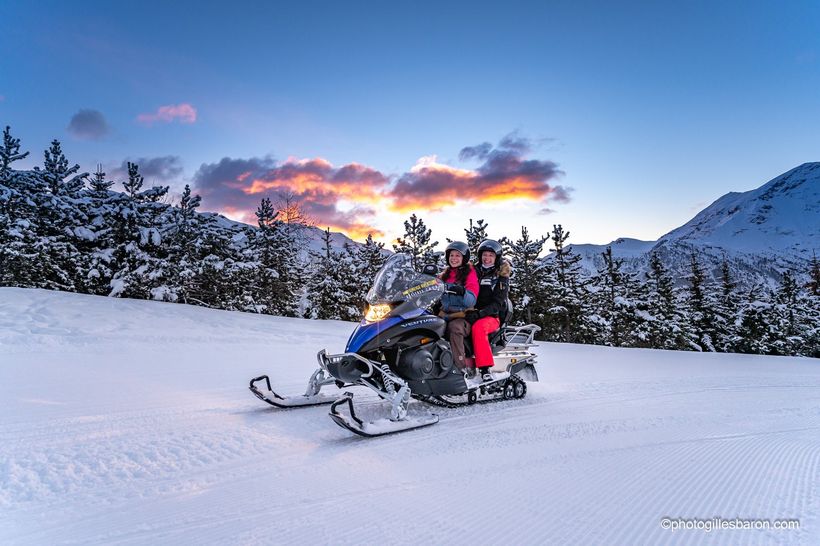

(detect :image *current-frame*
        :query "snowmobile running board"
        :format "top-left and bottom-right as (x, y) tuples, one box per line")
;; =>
(249, 375), (341, 408)
(329, 392), (439, 438)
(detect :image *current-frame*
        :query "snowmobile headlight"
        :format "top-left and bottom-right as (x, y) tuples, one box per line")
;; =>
(364, 303), (392, 323)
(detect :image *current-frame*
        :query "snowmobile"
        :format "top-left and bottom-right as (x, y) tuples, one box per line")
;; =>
(249, 253), (540, 437)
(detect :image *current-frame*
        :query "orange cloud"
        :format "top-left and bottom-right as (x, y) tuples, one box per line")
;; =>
(192, 134), (569, 242)
(192, 156), (388, 240)
(388, 148), (566, 212)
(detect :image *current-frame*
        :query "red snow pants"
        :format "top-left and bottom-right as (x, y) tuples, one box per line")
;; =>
(471, 316), (500, 368)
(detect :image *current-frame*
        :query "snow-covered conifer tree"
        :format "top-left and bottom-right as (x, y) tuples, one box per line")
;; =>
(506, 226), (548, 325)
(734, 283), (775, 354)
(463, 218), (489, 261)
(643, 253), (696, 350)
(393, 214), (438, 270)
(591, 246), (649, 347)
(686, 253), (719, 351)
(0, 126), (30, 181)
(351, 233), (387, 312)
(541, 224), (600, 343)
(307, 228), (349, 320)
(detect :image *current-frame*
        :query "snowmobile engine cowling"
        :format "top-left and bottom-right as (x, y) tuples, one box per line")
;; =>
(398, 347), (435, 380)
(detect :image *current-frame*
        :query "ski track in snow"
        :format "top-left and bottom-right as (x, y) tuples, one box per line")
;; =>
(1, 288), (819, 545)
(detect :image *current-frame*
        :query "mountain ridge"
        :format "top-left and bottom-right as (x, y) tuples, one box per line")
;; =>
(565, 162), (820, 285)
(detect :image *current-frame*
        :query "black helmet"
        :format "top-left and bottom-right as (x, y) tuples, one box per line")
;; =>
(445, 240), (470, 263)
(477, 239), (502, 267)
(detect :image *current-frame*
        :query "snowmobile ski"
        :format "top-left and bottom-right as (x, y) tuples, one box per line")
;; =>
(249, 370), (341, 408)
(329, 392), (439, 438)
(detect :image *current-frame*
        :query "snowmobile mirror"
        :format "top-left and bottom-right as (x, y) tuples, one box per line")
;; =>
(421, 264), (438, 276)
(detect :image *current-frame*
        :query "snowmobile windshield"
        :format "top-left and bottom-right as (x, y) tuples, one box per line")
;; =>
(366, 253), (444, 308)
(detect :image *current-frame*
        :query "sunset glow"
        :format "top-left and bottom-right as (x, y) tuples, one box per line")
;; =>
(193, 138), (570, 241)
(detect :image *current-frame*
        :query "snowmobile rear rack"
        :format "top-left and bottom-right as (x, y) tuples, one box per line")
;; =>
(502, 324), (541, 347)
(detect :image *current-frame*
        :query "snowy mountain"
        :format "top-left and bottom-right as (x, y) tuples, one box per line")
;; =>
(567, 237), (657, 275)
(567, 162), (820, 285)
(2, 287), (817, 544)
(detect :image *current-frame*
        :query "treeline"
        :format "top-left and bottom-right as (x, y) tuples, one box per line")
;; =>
(1, 127), (818, 357)
(0, 127), (386, 320)
(397, 215), (819, 358)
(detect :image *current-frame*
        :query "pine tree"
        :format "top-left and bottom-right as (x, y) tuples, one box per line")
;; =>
(41, 139), (86, 196)
(393, 213), (438, 270)
(352, 233), (387, 311)
(107, 162), (168, 299)
(273, 191), (313, 302)
(338, 242), (365, 320)
(160, 185), (204, 303)
(550, 224), (583, 289)
(89, 164), (114, 195)
(506, 226), (548, 324)
(463, 218), (489, 260)
(206, 225), (260, 312)
(31, 140), (91, 290)
(768, 270), (804, 355)
(540, 224), (600, 343)
(590, 246), (649, 347)
(123, 161), (144, 198)
(734, 283), (775, 355)
(307, 228), (349, 320)
(251, 198), (282, 313)
(0, 126), (30, 181)
(713, 258), (741, 351)
(686, 253), (719, 351)
(643, 253), (696, 350)
(0, 173), (41, 288)
(0, 128), (36, 286)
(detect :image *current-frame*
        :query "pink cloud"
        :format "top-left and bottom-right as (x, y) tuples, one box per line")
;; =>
(137, 103), (197, 125)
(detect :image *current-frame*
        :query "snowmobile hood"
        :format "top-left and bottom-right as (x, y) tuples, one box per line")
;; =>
(345, 308), (425, 353)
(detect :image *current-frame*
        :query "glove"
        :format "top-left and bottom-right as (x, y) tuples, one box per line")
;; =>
(445, 283), (465, 296)
(465, 309), (481, 324)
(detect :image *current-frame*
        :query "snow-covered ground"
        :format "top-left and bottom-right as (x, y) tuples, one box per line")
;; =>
(1, 288), (818, 545)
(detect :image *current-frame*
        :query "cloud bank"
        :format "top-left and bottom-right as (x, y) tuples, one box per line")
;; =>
(193, 134), (570, 240)
(192, 156), (389, 239)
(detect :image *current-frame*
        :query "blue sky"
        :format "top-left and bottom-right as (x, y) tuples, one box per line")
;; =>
(1, 0), (818, 244)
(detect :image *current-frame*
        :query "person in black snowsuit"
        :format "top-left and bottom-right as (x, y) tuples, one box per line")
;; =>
(465, 239), (510, 381)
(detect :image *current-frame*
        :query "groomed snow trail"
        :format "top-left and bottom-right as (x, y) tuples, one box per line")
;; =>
(1, 288), (818, 545)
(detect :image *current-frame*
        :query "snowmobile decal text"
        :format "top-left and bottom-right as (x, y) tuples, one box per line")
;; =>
(402, 279), (438, 297)
(401, 318), (438, 328)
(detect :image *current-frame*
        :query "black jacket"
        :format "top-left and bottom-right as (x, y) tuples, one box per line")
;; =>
(475, 260), (510, 318)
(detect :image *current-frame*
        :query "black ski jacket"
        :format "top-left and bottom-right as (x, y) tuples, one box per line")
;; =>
(474, 260), (511, 319)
